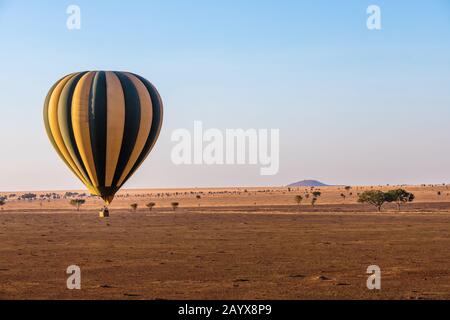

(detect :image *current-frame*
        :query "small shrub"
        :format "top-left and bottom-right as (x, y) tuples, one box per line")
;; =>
(171, 202), (179, 211)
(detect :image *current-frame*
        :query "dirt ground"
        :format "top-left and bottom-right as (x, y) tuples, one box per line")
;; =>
(0, 185), (450, 299)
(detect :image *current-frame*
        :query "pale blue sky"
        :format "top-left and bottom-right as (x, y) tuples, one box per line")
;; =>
(1, 0), (450, 191)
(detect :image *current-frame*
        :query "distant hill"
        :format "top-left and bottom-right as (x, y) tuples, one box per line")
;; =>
(287, 180), (329, 187)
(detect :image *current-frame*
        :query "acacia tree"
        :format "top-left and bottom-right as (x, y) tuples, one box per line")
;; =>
(357, 190), (387, 212)
(69, 199), (85, 211)
(130, 203), (138, 212)
(0, 199), (6, 210)
(295, 195), (303, 210)
(385, 189), (415, 211)
(145, 202), (156, 212)
(311, 191), (321, 206)
(312, 191), (321, 198)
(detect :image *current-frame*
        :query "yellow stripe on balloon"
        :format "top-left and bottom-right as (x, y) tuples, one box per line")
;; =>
(47, 73), (92, 187)
(104, 71), (126, 187)
(44, 80), (81, 182)
(116, 73), (153, 187)
(71, 71), (100, 192)
(57, 73), (93, 186)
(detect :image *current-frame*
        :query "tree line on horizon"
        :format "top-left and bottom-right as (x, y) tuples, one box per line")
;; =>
(0, 185), (445, 213)
(294, 188), (415, 212)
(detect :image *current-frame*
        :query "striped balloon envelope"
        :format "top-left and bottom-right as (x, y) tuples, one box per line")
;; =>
(43, 71), (163, 204)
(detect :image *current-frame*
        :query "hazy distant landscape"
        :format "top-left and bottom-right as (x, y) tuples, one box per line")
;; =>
(1, 184), (450, 299)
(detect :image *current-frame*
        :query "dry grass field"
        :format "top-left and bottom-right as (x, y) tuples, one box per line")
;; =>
(1, 185), (450, 299)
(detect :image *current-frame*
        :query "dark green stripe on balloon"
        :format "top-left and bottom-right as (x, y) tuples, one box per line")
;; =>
(120, 73), (163, 187)
(59, 72), (90, 181)
(111, 71), (141, 187)
(89, 71), (108, 187)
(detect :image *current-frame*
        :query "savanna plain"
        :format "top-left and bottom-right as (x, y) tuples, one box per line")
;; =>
(0, 185), (449, 299)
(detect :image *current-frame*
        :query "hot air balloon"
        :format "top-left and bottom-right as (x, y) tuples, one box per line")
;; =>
(43, 71), (163, 206)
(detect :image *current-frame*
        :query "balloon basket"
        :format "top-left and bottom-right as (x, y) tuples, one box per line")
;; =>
(99, 207), (110, 218)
